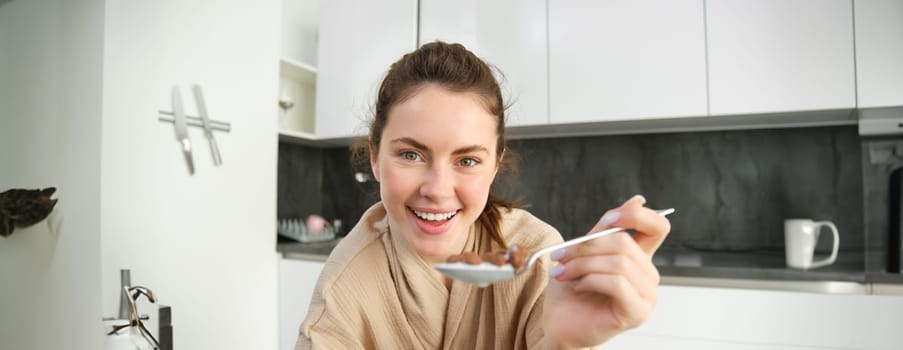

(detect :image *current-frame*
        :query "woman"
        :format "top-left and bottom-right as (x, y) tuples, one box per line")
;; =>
(296, 41), (671, 349)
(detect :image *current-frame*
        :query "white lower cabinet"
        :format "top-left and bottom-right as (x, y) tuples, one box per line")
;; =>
(606, 334), (838, 350)
(607, 285), (903, 350)
(279, 259), (325, 350)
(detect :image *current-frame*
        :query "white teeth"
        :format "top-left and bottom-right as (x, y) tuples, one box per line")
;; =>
(412, 208), (457, 221)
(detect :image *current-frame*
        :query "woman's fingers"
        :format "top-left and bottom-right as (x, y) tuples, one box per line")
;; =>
(539, 195), (669, 343)
(556, 232), (660, 280)
(580, 194), (672, 257)
(551, 253), (659, 299)
(620, 207), (672, 256)
(570, 274), (657, 329)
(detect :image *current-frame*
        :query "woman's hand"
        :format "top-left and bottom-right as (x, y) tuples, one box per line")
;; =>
(541, 195), (671, 349)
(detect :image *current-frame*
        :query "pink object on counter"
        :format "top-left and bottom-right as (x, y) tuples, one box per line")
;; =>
(306, 214), (328, 235)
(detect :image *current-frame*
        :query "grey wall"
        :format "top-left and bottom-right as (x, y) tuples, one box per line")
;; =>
(278, 125), (864, 256)
(0, 1), (105, 349)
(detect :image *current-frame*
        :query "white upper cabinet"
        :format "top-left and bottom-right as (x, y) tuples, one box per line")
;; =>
(548, 0), (708, 124)
(280, 0), (319, 67)
(854, 0), (903, 108)
(706, 0), (856, 115)
(278, 0), (320, 139)
(419, 0), (548, 126)
(315, 0), (417, 139)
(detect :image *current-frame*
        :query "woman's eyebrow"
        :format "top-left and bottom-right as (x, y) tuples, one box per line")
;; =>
(452, 145), (489, 156)
(389, 137), (489, 156)
(390, 137), (429, 152)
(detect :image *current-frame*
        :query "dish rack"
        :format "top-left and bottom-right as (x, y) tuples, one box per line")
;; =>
(277, 218), (336, 243)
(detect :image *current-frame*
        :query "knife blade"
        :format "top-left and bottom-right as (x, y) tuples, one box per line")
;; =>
(172, 86), (195, 175)
(192, 84), (222, 166)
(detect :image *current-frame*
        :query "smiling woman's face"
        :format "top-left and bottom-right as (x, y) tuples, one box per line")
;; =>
(370, 84), (500, 264)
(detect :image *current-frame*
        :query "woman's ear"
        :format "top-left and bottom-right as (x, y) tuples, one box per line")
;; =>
(369, 140), (380, 182)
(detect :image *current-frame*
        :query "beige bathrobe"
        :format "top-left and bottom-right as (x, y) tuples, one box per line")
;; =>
(295, 203), (564, 349)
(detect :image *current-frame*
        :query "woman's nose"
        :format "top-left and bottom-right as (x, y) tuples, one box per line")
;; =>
(420, 166), (455, 199)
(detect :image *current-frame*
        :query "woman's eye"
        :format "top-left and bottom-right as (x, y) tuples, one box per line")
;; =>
(459, 158), (479, 167)
(400, 151), (421, 161)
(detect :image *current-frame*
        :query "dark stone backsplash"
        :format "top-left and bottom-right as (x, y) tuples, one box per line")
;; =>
(277, 143), (324, 220)
(278, 141), (377, 236)
(861, 138), (903, 277)
(278, 125), (865, 256)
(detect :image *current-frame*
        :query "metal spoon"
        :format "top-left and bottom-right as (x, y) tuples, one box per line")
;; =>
(434, 208), (675, 287)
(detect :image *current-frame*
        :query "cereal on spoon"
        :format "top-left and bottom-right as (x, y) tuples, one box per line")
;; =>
(446, 244), (530, 269)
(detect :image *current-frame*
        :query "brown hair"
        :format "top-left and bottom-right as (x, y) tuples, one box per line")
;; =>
(351, 41), (518, 248)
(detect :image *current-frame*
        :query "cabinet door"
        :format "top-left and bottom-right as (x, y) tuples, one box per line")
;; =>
(315, 0), (417, 139)
(101, 1), (281, 349)
(605, 334), (839, 350)
(279, 259), (325, 350)
(419, 0), (548, 126)
(706, 0), (855, 115)
(548, 0), (707, 123)
(280, 0), (319, 67)
(854, 0), (903, 108)
(631, 285), (903, 349)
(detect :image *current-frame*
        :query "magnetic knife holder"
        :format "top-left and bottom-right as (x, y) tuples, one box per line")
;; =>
(158, 111), (231, 132)
(157, 85), (229, 175)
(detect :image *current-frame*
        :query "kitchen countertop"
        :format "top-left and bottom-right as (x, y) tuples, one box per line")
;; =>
(276, 240), (903, 294)
(277, 237), (342, 262)
(278, 242), (866, 280)
(653, 248), (866, 282)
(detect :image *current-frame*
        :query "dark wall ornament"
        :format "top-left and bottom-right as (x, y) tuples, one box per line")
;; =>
(0, 187), (59, 237)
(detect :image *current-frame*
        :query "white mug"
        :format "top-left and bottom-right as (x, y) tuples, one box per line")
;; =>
(784, 219), (840, 270)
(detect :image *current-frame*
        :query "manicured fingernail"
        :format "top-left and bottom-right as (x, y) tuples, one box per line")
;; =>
(599, 211), (621, 227)
(628, 194), (647, 205)
(549, 264), (565, 278)
(550, 248), (566, 261)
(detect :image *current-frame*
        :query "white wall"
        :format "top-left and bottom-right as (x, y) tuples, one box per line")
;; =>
(0, 0), (105, 349)
(2, 1), (281, 349)
(99, 1), (281, 349)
